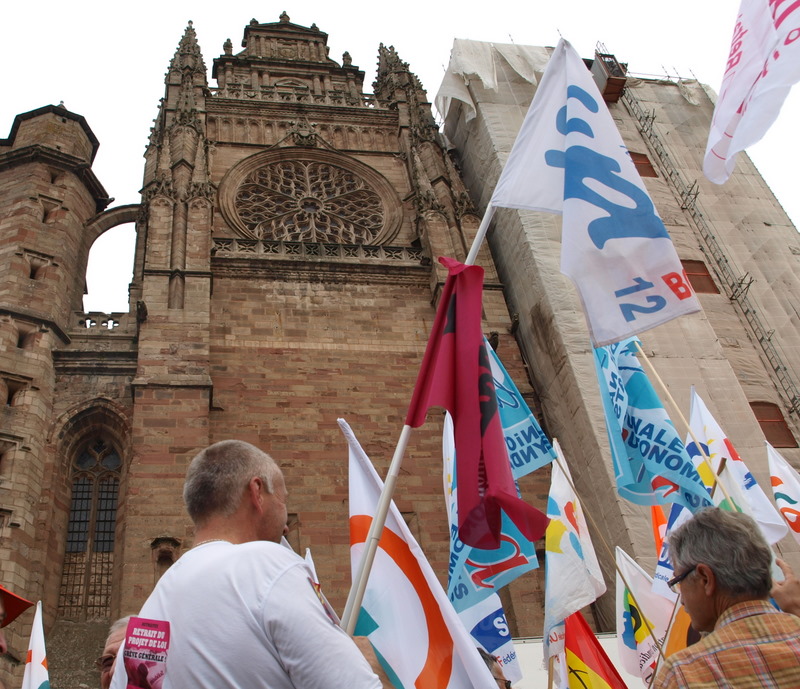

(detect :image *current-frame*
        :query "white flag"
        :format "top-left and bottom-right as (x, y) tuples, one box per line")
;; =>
(705, 0), (800, 183)
(767, 442), (800, 544)
(616, 548), (672, 686)
(687, 388), (787, 544)
(22, 601), (49, 689)
(490, 38), (699, 346)
(543, 441), (606, 659)
(342, 418), (496, 689)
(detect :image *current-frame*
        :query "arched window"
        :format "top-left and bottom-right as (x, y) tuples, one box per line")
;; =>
(58, 437), (122, 619)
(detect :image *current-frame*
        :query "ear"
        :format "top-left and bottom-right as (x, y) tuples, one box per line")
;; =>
(695, 563), (717, 596)
(247, 476), (264, 512)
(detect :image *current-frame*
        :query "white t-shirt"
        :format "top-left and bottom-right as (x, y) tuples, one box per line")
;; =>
(111, 540), (381, 689)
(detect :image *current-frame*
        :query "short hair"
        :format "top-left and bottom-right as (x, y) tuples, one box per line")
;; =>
(106, 615), (131, 643)
(669, 507), (772, 597)
(477, 647), (498, 671)
(183, 440), (281, 524)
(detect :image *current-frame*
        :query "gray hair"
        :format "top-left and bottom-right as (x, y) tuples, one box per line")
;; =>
(669, 507), (772, 597)
(183, 440), (280, 524)
(106, 615), (131, 642)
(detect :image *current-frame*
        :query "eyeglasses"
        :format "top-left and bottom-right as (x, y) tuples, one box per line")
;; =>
(667, 565), (696, 593)
(494, 678), (512, 689)
(95, 654), (115, 672)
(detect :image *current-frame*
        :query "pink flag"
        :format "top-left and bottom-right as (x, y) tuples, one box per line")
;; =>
(704, 0), (800, 183)
(406, 257), (547, 549)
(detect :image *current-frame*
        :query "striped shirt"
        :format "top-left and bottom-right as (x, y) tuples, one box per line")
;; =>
(654, 600), (800, 689)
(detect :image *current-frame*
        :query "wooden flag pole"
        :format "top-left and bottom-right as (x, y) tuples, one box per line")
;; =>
(632, 341), (734, 507)
(341, 424), (414, 634)
(341, 203), (497, 634)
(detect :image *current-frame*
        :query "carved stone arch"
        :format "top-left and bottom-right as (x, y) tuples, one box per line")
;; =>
(218, 147), (403, 244)
(84, 204), (140, 246)
(51, 397), (132, 473)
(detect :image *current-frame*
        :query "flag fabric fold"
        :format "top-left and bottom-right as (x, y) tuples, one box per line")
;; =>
(704, 0), (800, 184)
(593, 338), (713, 512)
(564, 611), (628, 689)
(342, 418), (496, 689)
(686, 388), (787, 544)
(406, 256), (548, 549)
(485, 337), (557, 478)
(615, 547), (672, 686)
(443, 413), (529, 682)
(490, 38), (699, 346)
(22, 601), (50, 689)
(544, 442), (606, 660)
(767, 442), (800, 544)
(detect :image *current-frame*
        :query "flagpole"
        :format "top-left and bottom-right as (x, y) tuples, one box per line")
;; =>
(342, 424), (414, 634)
(632, 341), (734, 507)
(342, 204), (496, 633)
(552, 445), (667, 665)
(465, 205), (496, 266)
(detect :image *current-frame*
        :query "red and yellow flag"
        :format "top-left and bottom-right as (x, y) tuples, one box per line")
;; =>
(564, 611), (627, 689)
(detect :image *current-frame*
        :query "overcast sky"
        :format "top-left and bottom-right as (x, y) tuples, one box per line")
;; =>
(3, 0), (797, 312)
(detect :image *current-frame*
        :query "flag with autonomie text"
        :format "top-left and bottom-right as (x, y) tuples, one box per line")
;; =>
(704, 0), (800, 184)
(564, 611), (628, 689)
(490, 38), (699, 346)
(342, 418), (497, 689)
(21, 601), (50, 689)
(594, 338), (713, 512)
(544, 442), (606, 660)
(406, 257), (548, 550)
(767, 442), (800, 544)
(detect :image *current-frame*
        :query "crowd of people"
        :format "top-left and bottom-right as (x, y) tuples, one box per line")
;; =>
(2, 439), (800, 688)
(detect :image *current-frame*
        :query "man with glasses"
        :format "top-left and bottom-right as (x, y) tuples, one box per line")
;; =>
(478, 648), (511, 689)
(96, 616), (130, 689)
(654, 508), (800, 688)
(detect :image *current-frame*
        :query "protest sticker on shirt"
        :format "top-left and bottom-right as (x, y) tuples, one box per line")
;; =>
(123, 617), (170, 689)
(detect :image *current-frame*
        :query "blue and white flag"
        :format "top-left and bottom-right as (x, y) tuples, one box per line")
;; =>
(594, 338), (713, 512)
(443, 413), (539, 614)
(490, 39), (699, 346)
(486, 338), (556, 477)
(458, 593), (522, 683)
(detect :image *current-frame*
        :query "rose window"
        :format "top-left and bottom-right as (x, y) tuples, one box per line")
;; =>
(234, 160), (385, 243)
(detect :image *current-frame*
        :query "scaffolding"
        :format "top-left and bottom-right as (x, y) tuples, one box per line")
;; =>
(621, 87), (800, 415)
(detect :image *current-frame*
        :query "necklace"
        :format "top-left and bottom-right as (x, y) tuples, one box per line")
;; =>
(193, 539), (230, 548)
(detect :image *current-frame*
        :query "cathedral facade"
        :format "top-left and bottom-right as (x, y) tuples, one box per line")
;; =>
(2, 16), (800, 689)
(0, 15), (546, 687)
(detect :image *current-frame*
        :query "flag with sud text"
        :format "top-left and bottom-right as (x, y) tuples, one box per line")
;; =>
(767, 441), (800, 544)
(704, 0), (800, 184)
(615, 547), (672, 686)
(544, 441), (606, 660)
(489, 38), (699, 346)
(342, 418), (497, 689)
(405, 256), (548, 549)
(443, 413), (528, 682)
(22, 601), (50, 689)
(686, 388), (787, 544)
(593, 338), (713, 512)
(564, 611), (628, 689)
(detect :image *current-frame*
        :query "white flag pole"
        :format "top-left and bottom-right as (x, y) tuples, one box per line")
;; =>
(342, 203), (496, 634)
(465, 204), (496, 266)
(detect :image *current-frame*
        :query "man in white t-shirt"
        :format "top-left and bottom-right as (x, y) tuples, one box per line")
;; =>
(112, 439), (382, 689)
